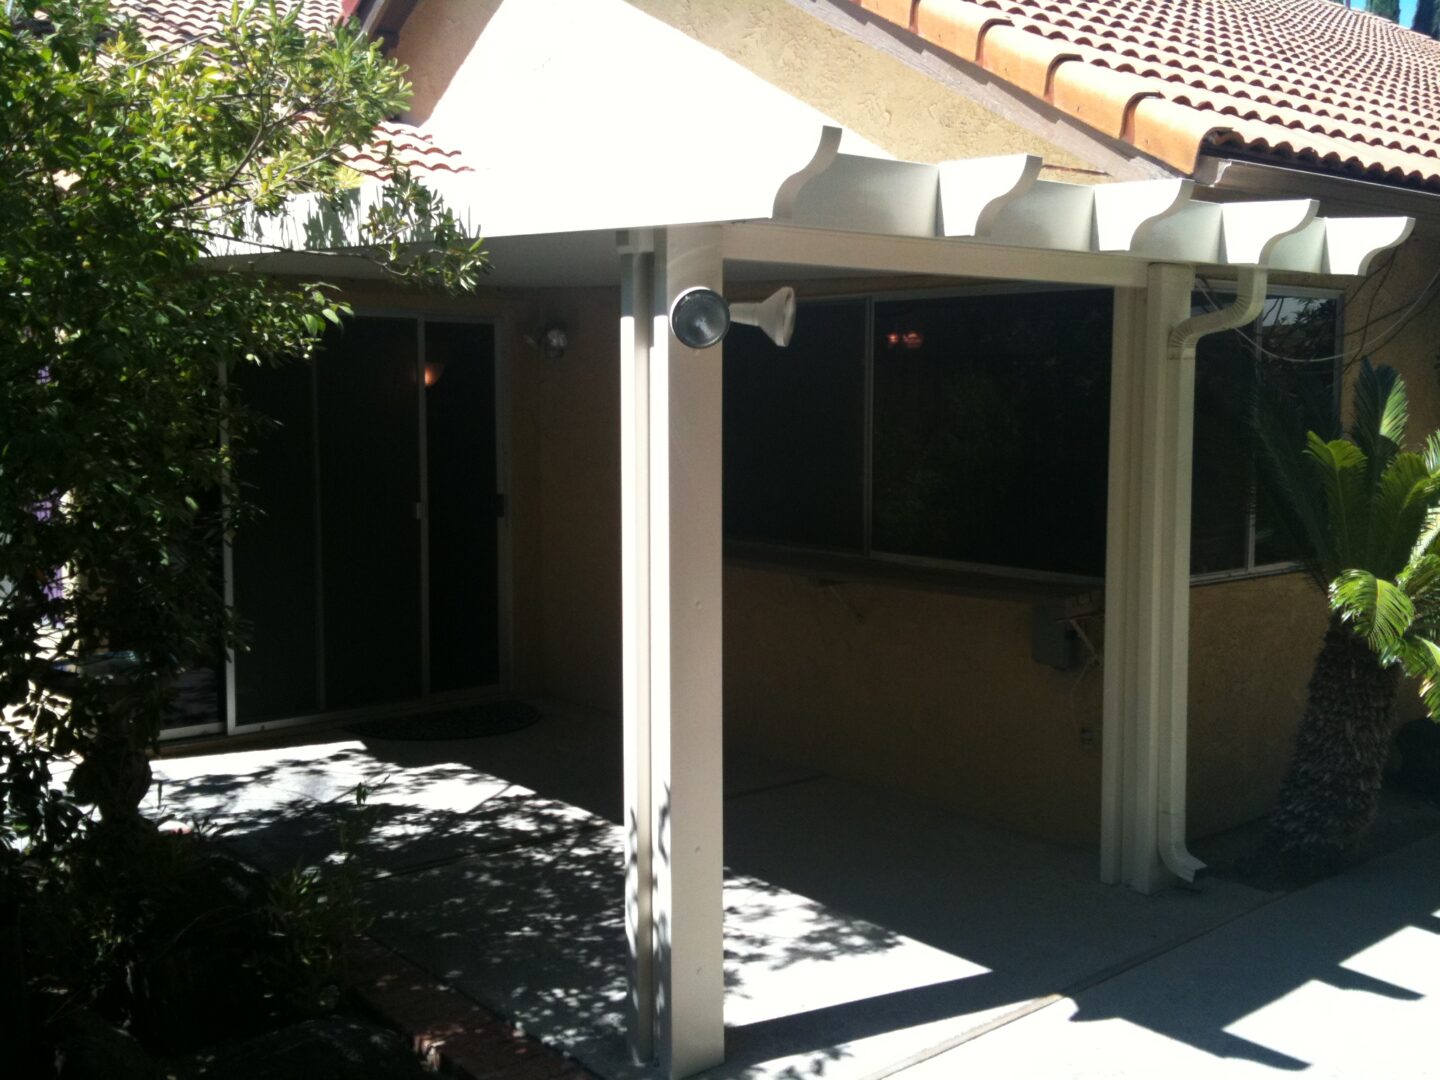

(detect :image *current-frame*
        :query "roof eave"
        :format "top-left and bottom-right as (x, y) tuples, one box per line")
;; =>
(1197, 155), (1440, 226)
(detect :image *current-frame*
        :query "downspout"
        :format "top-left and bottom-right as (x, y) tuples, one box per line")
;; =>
(1158, 265), (1268, 883)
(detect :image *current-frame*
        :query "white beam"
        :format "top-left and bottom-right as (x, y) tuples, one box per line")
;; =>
(1100, 285), (1145, 887)
(621, 225), (727, 1079)
(788, 153), (940, 237)
(1103, 264), (1270, 893)
(1092, 178), (1193, 252)
(722, 221), (1149, 287)
(1220, 199), (1318, 265)
(936, 153), (1041, 237)
(983, 179), (1097, 252)
(1323, 216), (1416, 275)
(1101, 263), (1198, 893)
(619, 230), (656, 1064)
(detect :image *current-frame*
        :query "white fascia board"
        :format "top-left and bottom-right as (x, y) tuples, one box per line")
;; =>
(721, 221), (1151, 288)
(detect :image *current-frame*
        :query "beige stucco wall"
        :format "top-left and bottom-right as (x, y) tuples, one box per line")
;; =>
(621, 0), (1096, 174)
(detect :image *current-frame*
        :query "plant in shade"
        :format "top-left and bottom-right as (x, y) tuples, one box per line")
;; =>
(1257, 359), (1440, 862)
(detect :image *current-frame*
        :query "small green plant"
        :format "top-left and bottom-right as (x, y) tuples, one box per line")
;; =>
(264, 780), (381, 1015)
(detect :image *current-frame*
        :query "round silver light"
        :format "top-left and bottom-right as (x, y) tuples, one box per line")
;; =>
(670, 287), (731, 349)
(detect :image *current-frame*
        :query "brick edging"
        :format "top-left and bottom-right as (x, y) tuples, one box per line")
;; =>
(349, 936), (596, 1079)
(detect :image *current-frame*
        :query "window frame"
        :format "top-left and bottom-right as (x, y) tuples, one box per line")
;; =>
(1188, 281), (1344, 586)
(722, 280), (1344, 590)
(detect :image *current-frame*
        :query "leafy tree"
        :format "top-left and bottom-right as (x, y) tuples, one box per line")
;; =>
(1258, 362), (1440, 861)
(1414, 0), (1438, 37)
(0, 0), (484, 882)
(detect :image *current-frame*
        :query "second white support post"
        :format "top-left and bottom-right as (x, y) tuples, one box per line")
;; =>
(1100, 263), (1198, 894)
(619, 225), (727, 1078)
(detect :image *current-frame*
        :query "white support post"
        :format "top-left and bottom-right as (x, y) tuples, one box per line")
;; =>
(1100, 263), (1197, 894)
(1102, 264), (1270, 892)
(619, 226), (727, 1078)
(619, 230), (656, 1064)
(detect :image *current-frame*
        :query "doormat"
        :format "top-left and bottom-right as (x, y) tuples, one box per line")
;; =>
(346, 702), (541, 742)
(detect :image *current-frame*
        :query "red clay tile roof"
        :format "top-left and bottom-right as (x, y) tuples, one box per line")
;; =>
(110, 0), (341, 45)
(110, 0), (471, 176)
(344, 120), (473, 178)
(859, 0), (1440, 191)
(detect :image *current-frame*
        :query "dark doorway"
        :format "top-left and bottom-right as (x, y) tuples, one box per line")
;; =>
(230, 315), (501, 727)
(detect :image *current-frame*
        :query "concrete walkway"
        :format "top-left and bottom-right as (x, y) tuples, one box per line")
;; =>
(150, 702), (1440, 1080)
(897, 831), (1440, 1079)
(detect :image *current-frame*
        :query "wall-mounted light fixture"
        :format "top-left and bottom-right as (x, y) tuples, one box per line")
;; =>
(423, 359), (446, 386)
(524, 322), (569, 359)
(669, 286), (796, 350)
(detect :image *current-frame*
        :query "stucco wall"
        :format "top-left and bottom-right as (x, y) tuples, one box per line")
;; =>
(621, 0), (1096, 173)
(529, 288), (624, 711)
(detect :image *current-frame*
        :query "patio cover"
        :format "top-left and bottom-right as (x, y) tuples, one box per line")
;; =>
(226, 116), (1413, 1078)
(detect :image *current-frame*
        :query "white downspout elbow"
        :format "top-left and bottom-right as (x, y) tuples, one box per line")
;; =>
(1159, 265), (1268, 884)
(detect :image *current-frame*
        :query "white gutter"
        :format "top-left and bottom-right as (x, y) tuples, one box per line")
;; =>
(1157, 265), (1268, 884)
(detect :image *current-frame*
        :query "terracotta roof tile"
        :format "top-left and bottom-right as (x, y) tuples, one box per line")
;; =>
(110, 0), (341, 46)
(343, 120), (473, 178)
(107, 0), (471, 177)
(890, 0), (1440, 190)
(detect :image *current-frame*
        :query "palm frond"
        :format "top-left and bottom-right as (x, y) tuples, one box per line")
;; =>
(1351, 357), (1407, 461)
(1396, 636), (1440, 723)
(1307, 434), (1370, 569)
(1254, 385), (1334, 583)
(1330, 568), (1416, 656)
(1367, 453), (1439, 578)
(1410, 503), (1440, 566)
(1424, 431), (1440, 474)
(1400, 552), (1440, 607)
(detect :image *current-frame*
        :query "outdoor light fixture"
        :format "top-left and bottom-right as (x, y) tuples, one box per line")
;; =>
(538, 323), (568, 359)
(523, 322), (569, 359)
(670, 287), (731, 349)
(423, 359), (446, 387)
(669, 286), (797, 349)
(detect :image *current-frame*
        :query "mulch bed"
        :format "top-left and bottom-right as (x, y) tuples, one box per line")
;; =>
(1191, 781), (1440, 893)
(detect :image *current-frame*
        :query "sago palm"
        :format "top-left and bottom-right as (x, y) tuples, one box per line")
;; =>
(1257, 360), (1440, 861)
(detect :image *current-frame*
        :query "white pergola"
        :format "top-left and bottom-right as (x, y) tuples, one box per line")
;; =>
(603, 127), (1412, 1078)
(246, 123), (1413, 1079)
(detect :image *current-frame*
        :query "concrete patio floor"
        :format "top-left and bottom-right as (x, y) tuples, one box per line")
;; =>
(149, 701), (1440, 1079)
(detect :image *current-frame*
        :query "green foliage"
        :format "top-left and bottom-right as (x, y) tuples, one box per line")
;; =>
(1260, 360), (1440, 719)
(0, 0), (485, 1028)
(1260, 360), (1440, 857)
(1416, 0), (1439, 38)
(263, 780), (380, 1016)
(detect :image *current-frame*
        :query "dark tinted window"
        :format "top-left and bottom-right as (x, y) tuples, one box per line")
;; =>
(1189, 293), (1339, 573)
(724, 300), (866, 551)
(871, 290), (1112, 576)
(721, 287), (1337, 581)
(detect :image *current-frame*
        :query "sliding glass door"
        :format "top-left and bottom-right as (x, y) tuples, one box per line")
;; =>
(229, 315), (500, 729)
